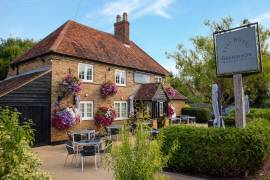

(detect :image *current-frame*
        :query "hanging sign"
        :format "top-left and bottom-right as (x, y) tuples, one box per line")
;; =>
(213, 23), (262, 76)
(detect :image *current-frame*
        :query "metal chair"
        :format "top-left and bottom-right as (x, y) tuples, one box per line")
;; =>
(64, 141), (76, 166)
(80, 145), (97, 172)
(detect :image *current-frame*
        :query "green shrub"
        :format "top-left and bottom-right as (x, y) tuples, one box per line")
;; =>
(159, 122), (270, 178)
(0, 107), (51, 180)
(105, 123), (167, 180)
(224, 108), (270, 127)
(181, 107), (211, 123)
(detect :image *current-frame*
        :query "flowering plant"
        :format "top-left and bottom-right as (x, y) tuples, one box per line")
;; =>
(61, 74), (82, 95)
(52, 107), (80, 130)
(95, 106), (116, 127)
(166, 87), (176, 97)
(100, 81), (117, 98)
(167, 104), (175, 118)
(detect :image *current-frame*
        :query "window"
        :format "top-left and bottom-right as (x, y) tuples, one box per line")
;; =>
(159, 102), (164, 117)
(114, 101), (128, 120)
(115, 70), (126, 86)
(78, 63), (93, 82)
(80, 101), (93, 120)
(134, 72), (150, 84)
(155, 76), (163, 83)
(144, 102), (152, 116)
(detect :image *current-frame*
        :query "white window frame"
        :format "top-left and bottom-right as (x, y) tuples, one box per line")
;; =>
(159, 101), (164, 117)
(115, 69), (126, 86)
(80, 101), (94, 120)
(78, 63), (93, 82)
(114, 101), (128, 120)
(155, 76), (163, 83)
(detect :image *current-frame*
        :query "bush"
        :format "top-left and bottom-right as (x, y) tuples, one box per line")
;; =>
(159, 122), (270, 178)
(0, 107), (51, 179)
(224, 108), (270, 127)
(105, 123), (167, 180)
(181, 107), (211, 123)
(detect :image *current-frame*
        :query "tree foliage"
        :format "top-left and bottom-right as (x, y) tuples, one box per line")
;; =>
(0, 38), (36, 80)
(0, 107), (51, 179)
(167, 17), (270, 106)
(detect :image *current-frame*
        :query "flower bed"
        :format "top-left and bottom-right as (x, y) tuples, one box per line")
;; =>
(95, 106), (116, 127)
(100, 81), (117, 98)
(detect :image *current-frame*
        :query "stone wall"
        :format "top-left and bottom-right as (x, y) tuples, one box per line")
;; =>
(50, 55), (160, 142)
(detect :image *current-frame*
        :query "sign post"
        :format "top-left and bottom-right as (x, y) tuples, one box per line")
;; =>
(233, 74), (246, 128)
(213, 23), (262, 128)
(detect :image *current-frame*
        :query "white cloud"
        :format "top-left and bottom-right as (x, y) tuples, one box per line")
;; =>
(86, 0), (174, 25)
(251, 12), (270, 24)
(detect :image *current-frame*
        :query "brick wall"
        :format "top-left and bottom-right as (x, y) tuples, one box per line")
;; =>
(50, 55), (161, 142)
(170, 100), (185, 116)
(7, 56), (52, 77)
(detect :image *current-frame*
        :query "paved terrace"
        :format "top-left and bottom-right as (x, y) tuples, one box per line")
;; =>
(33, 144), (206, 180)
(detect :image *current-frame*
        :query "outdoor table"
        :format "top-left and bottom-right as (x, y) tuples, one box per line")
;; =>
(180, 115), (196, 124)
(74, 139), (102, 167)
(70, 129), (95, 141)
(171, 117), (181, 124)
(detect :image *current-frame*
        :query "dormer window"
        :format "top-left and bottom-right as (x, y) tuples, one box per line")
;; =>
(78, 63), (93, 82)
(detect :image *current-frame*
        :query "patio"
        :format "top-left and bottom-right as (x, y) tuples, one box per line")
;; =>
(33, 144), (206, 180)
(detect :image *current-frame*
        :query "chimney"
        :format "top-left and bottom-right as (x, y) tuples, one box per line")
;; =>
(114, 12), (129, 44)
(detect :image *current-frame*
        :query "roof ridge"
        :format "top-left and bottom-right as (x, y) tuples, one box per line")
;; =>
(49, 20), (72, 52)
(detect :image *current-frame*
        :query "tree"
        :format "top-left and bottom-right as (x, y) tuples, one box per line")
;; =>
(0, 107), (51, 179)
(0, 38), (36, 80)
(167, 17), (270, 107)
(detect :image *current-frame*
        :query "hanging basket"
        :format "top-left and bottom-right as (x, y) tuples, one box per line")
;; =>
(100, 81), (118, 98)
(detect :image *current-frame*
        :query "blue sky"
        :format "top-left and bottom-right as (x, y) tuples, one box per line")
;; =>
(1, 0), (270, 73)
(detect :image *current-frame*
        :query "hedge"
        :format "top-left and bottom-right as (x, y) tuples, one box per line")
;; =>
(181, 107), (211, 123)
(224, 108), (270, 127)
(160, 120), (270, 177)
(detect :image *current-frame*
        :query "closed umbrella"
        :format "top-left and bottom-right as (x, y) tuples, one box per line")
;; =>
(129, 95), (135, 117)
(212, 84), (225, 128)
(245, 95), (250, 114)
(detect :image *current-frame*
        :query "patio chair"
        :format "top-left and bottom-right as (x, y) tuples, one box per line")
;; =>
(80, 145), (97, 172)
(64, 141), (77, 167)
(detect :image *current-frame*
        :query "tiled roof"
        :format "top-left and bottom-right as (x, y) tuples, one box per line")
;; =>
(134, 83), (161, 101)
(0, 70), (50, 98)
(166, 87), (187, 101)
(134, 83), (187, 101)
(12, 20), (168, 76)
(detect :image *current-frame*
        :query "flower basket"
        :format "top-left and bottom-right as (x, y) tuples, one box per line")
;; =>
(95, 106), (116, 127)
(52, 107), (80, 130)
(59, 74), (82, 97)
(100, 81), (117, 98)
